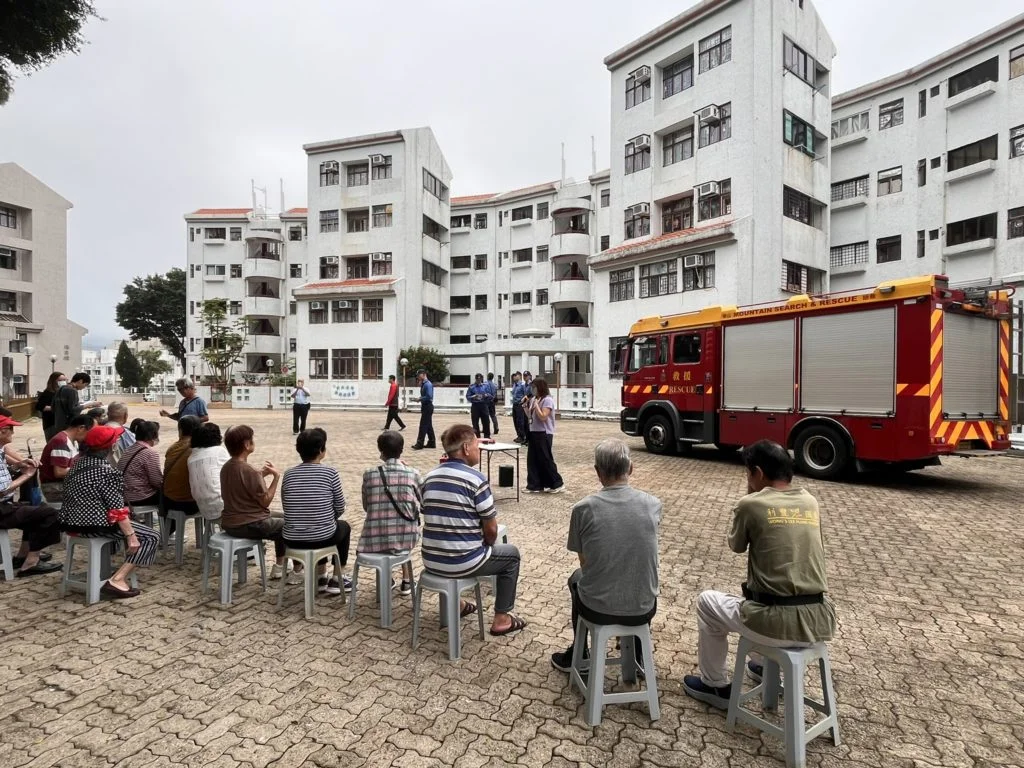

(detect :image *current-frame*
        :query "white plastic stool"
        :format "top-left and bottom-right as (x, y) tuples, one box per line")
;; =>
(727, 638), (841, 768)
(201, 531), (267, 605)
(482, 524), (509, 594)
(277, 545), (345, 619)
(348, 551), (412, 628)
(130, 505), (159, 531)
(0, 529), (13, 581)
(160, 508), (203, 565)
(59, 534), (138, 605)
(569, 617), (660, 726)
(411, 571), (485, 660)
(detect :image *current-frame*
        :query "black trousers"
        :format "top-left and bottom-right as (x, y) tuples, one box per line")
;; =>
(471, 403), (491, 438)
(488, 401), (499, 433)
(417, 402), (435, 446)
(283, 520), (352, 568)
(384, 405), (406, 430)
(526, 431), (564, 490)
(569, 569), (657, 660)
(0, 501), (61, 552)
(512, 403), (528, 440)
(292, 403), (310, 433)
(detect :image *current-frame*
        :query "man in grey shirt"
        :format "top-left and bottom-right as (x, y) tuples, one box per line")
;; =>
(550, 438), (661, 671)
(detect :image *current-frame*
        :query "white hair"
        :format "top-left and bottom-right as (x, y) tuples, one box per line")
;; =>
(594, 438), (631, 480)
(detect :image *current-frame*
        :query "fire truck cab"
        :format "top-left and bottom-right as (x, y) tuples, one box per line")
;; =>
(618, 275), (1011, 480)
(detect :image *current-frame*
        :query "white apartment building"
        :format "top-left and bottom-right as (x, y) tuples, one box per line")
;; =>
(829, 15), (1024, 291)
(0, 163), (86, 399)
(81, 338), (180, 394)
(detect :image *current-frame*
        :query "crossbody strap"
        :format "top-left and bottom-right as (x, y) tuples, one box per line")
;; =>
(377, 466), (418, 523)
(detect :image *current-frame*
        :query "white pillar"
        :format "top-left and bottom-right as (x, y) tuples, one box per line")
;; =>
(486, 352), (496, 375)
(520, 351), (529, 373)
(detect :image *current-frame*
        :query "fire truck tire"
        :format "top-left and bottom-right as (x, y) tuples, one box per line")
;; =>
(715, 443), (740, 453)
(794, 426), (850, 481)
(642, 414), (676, 455)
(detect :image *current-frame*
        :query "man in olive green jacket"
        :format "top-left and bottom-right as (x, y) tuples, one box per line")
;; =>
(684, 439), (836, 710)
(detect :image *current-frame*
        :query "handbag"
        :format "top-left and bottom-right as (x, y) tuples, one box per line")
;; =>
(377, 466), (418, 524)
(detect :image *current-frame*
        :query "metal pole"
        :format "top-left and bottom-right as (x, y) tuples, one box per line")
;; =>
(402, 365), (407, 409)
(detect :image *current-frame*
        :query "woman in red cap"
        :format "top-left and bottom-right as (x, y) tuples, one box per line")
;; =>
(58, 424), (161, 598)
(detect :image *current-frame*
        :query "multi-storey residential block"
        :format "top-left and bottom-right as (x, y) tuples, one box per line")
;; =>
(0, 163), (85, 399)
(829, 15), (1024, 291)
(81, 339), (180, 394)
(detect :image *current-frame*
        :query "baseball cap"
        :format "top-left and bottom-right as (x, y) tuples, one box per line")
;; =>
(0, 415), (22, 429)
(83, 425), (125, 449)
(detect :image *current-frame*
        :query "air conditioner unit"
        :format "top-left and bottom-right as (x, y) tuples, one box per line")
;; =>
(323, 256), (339, 265)
(632, 134), (651, 149)
(628, 202), (650, 217)
(697, 104), (721, 124)
(696, 181), (721, 198)
(683, 254), (705, 269)
(336, 300), (353, 309)
(371, 253), (389, 262)
(310, 301), (325, 310)
(632, 65), (651, 83)
(369, 154), (386, 165)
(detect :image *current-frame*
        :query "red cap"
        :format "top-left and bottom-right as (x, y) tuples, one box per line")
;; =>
(83, 425), (125, 449)
(0, 415), (22, 429)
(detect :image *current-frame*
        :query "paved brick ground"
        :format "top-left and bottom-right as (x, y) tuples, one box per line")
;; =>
(2, 404), (1023, 768)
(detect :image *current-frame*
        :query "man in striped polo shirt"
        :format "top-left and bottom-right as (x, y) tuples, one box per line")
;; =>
(421, 424), (526, 636)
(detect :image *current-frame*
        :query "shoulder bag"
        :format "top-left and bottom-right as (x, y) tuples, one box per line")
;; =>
(377, 466), (418, 524)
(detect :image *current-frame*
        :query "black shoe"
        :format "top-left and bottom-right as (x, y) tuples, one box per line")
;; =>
(16, 561), (63, 577)
(747, 660), (763, 683)
(683, 675), (732, 710)
(425, 443), (437, 449)
(551, 648), (574, 672)
(399, 425), (406, 431)
(411, 444), (425, 450)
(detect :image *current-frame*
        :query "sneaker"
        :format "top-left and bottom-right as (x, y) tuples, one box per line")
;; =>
(525, 488), (543, 494)
(341, 574), (353, 593)
(550, 647), (575, 672)
(747, 660), (763, 683)
(286, 570), (304, 585)
(545, 485), (566, 494)
(270, 564), (284, 580)
(398, 579), (414, 596)
(682, 675), (732, 710)
(318, 577), (342, 595)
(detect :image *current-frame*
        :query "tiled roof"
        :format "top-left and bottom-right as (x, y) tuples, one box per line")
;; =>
(451, 181), (560, 208)
(284, 207), (308, 215)
(451, 194), (495, 205)
(589, 221), (735, 267)
(0, 312), (31, 324)
(190, 208), (252, 215)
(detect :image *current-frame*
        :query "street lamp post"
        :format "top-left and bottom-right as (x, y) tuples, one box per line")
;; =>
(49, 354), (57, 373)
(400, 356), (409, 410)
(24, 346), (34, 398)
(553, 352), (563, 414)
(266, 358), (275, 409)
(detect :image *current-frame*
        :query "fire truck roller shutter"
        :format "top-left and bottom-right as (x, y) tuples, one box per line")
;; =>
(942, 312), (999, 419)
(722, 319), (795, 410)
(800, 307), (896, 415)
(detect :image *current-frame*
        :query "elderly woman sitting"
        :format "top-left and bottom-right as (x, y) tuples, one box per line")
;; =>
(117, 420), (163, 508)
(58, 425), (161, 598)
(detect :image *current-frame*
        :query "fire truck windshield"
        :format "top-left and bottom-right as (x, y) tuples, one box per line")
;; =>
(627, 336), (659, 372)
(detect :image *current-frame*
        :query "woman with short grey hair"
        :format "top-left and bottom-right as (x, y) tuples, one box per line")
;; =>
(594, 438), (632, 482)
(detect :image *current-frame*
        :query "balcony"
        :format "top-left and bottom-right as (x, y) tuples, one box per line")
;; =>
(945, 159), (996, 185)
(946, 81), (996, 111)
(553, 303), (589, 328)
(943, 238), (996, 258)
(549, 278), (591, 304)
(554, 262), (589, 281)
(243, 257), (284, 280)
(509, 216), (533, 228)
(246, 334), (283, 355)
(831, 129), (868, 150)
(830, 194), (868, 212)
(550, 232), (591, 260)
(245, 296), (284, 316)
(551, 197), (592, 217)
(245, 228), (283, 242)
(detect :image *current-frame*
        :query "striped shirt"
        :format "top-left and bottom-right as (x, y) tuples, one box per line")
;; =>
(358, 459), (421, 554)
(281, 462), (345, 541)
(421, 458), (495, 576)
(116, 443), (163, 503)
(40, 432), (78, 483)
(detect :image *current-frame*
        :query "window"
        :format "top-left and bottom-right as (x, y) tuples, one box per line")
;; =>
(473, 212), (488, 229)
(536, 289), (548, 306)
(536, 245), (549, 262)
(372, 204), (393, 228)
(229, 227), (241, 241)
(289, 226), (303, 241)
(830, 241), (869, 269)
(205, 264), (225, 276)
(949, 56), (998, 97)
(289, 338), (296, 353)
(511, 292), (531, 306)
(205, 227), (226, 240)
(423, 259), (445, 286)
(229, 301), (242, 316)
(1012, 45), (1024, 79)
(320, 161), (339, 186)
(698, 103), (731, 147)
(918, 89), (927, 118)
(931, 157), (941, 169)
(781, 261), (823, 294)
(309, 303), (328, 324)
(625, 72), (651, 108)
(783, 186), (813, 225)
(0, 291), (16, 312)
(346, 257), (368, 279)
(359, 348), (382, 379)
(947, 213), (997, 246)
(423, 215), (444, 241)
(600, 189), (610, 207)
(511, 205), (533, 222)
(625, 207), (651, 239)
(683, 253), (715, 291)
(929, 230), (939, 241)
(948, 135), (998, 171)
(230, 264), (242, 278)
(450, 295), (471, 310)
(1012, 126), (1024, 158)
(422, 306), (443, 328)
(877, 167), (903, 196)
(451, 255), (471, 270)
(639, 260), (677, 298)
(513, 247), (533, 264)
(699, 26), (731, 72)
(450, 335), (471, 345)
(475, 294), (488, 310)
(831, 176), (869, 202)
(663, 198), (693, 233)
(625, 138), (650, 174)
(930, 85), (940, 97)
(289, 301), (297, 315)
(663, 127), (694, 165)
(663, 56), (694, 98)
(319, 256), (339, 280)
(1009, 207), (1024, 239)
(332, 349), (358, 380)
(918, 159), (926, 187)
(359, 299), (383, 322)
(783, 38), (819, 85)
(0, 206), (16, 229)
(371, 155), (392, 180)
(371, 253), (392, 276)
(876, 236), (902, 264)
(474, 254), (488, 270)
(285, 264), (300, 279)
(783, 111), (816, 156)
(609, 336), (628, 376)
(537, 203), (549, 220)
(347, 163), (369, 187)
(0, 248), (16, 270)
(332, 300), (358, 323)
(673, 334), (702, 364)
(423, 169), (448, 201)
(320, 210), (339, 233)
(831, 111), (869, 139)
(698, 180), (731, 221)
(917, 230), (926, 259)
(600, 235), (610, 251)
(609, 267), (634, 302)
(451, 214), (471, 229)
(309, 350), (329, 379)
(879, 99), (904, 130)
(347, 210), (369, 233)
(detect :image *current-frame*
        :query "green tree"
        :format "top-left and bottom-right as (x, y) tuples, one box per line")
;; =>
(135, 348), (173, 389)
(398, 346), (450, 384)
(0, 1), (99, 105)
(114, 341), (142, 389)
(198, 299), (247, 387)
(115, 268), (187, 373)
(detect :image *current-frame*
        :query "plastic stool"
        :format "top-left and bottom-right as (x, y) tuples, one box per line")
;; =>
(348, 551), (412, 628)
(59, 534), (138, 605)
(727, 638), (841, 768)
(201, 531), (267, 605)
(411, 571), (485, 660)
(277, 545), (345, 619)
(482, 524), (509, 594)
(130, 504), (160, 531)
(569, 617), (660, 726)
(160, 508), (203, 565)
(0, 529), (13, 581)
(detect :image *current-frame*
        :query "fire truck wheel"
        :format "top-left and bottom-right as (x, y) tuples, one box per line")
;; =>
(642, 414), (676, 455)
(715, 443), (740, 454)
(794, 425), (850, 481)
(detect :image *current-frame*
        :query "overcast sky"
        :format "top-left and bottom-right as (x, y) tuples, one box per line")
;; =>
(1, 0), (1021, 346)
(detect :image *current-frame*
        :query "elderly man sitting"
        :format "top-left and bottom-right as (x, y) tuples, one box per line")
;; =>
(550, 438), (661, 671)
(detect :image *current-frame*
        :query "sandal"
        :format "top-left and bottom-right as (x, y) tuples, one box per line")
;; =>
(489, 614), (527, 636)
(460, 601), (478, 618)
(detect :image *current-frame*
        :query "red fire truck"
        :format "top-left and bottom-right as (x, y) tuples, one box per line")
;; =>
(618, 275), (1012, 479)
